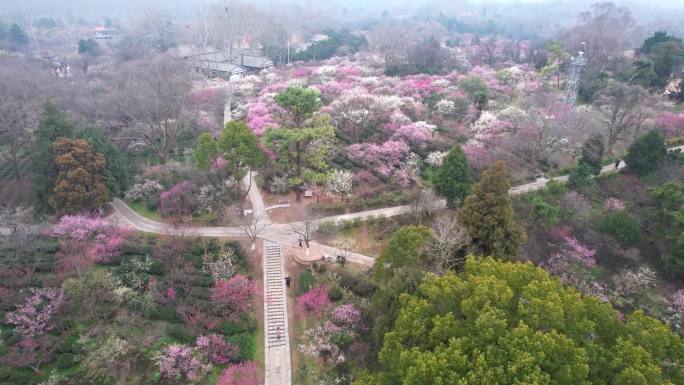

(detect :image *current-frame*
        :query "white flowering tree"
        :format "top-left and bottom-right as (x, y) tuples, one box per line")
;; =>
(326, 170), (354, 201)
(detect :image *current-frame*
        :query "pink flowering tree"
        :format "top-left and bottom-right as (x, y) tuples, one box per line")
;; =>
(297, 286), (330, 317)
(5, 288), (64, 338)
(218, 361), (259, 385)
(51, 215), (129, 265)
(390, 122), (435, 148)
(654, 111), (684, 139)
(331, 303), (362, 330)
(154, 344), (210, 382)
(603, 197), (626, 212)
(299, 320), (349, 363)
(666, 289), (684, 328)
(543, 237), (607, 302)
(246, 102), (279, 136)
(347, 140), (410, 177)
(195, 334), (239, 364)
(210, 275), (255, 320)
(160, 181), (198, 221)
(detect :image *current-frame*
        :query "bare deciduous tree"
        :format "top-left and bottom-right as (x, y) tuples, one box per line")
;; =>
(597, 81), (649, 154)
(0, 60), (42, 180)
(290, 219), (319, 256)
(429, 213), (471, 274)
(111, 55), (191, 165)
(241, 217), (270, 251)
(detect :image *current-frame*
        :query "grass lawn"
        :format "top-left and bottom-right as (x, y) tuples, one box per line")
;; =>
(126, 200), (162, 221)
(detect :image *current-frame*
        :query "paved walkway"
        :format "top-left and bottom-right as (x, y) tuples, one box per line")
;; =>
(263, 240), (291, 385)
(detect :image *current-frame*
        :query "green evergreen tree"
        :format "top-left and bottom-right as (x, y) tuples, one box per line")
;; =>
(579, 135), (605, 175)
(76, 126), (132, 197)
(29, 102), (74, 214)
(458, 161), (524, 258)
(195, 132), (216, 171)
(567, 162), (596, 190)
(274, 86), (322, 127)
(625, 130), (667, 175)
(433, 145), (472, 208)
(356, 258), (684, 385)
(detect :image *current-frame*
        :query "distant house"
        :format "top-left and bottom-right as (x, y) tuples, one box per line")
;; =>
(91, 26), (121, 41)
(233, 54), (273, 71)
(228, 48), (274, 71)
(175, 45), (273, 77)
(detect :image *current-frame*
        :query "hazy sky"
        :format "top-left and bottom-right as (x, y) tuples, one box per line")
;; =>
(0, 0), (682, 20)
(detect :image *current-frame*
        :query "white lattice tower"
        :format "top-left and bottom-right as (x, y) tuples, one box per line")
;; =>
(564, 48), (588, 106)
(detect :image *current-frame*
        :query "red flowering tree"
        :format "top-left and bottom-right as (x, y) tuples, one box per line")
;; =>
(297, 286), (330, 317)
(210, 275), (255, 319)
(218, 361), (259, 385)
(160, 181), (198, 221)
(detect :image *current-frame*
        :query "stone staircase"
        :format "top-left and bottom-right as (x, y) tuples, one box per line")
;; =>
(264, 241), (287, 348)
(263, 240), (291, 385)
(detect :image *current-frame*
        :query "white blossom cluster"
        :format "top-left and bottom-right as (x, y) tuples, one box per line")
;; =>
(426, 151), (448, 167)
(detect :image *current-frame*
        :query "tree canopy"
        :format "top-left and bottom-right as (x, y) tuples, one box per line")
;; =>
(29, 102), (74, 214)
(356, 258), (684, 385)
(49, 138), (108, 214)
(459, 161), (525, 258)
(434, 145), (472, 208)
(274, 86), (322, 127)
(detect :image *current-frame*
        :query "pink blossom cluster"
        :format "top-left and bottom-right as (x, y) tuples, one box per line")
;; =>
(246, 102), (278, 136)
(655, 111), (684, 138)
(155, 344), (209, 381)
(160, 181), (197, 218)
(546, 236), (597, 273)
(291, 67), (314, 78)
(462, 142), (493, 171)
(347, 140), (410, 177)
(211, 275), (255, 320)
(543, 236), (607, 301)
(218, 361), (259, 385)
(52, 215), (129, 263)
(195, 334), (238, 364)
(335, 65), (362, 78)
(331, 303), (362, 330)
(603, 197), (625, 212)
(51, 215), (112, 241)
(5, 288), (64, 338)
(297, 286), (330, 317)
(299, 320), (346, 363)
(391, 122), (434, 148)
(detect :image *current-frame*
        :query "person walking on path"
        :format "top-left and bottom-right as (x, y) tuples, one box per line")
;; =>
(285, 276), (291, 288)
(298, 236), (303, 248)
(614, 159), (621, 170)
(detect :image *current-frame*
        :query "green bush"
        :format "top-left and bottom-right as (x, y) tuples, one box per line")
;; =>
(339, 272), (376, 298)
(298, 271), (315, 294)
(218, 315), (257, 336)
(152, 304), (180, 322)
(166, 323), (194, 344)
(625, 130), (667, 175)
(567, 162), (595, 189)
(194, 275), (214, 287)
(532, 196), (559, 226)
(599, 212), (641, 247)
(327, 286), (344, 301)
(148, 260), (165, 276)
(55, 353), (76, 369)
(228, 332), (256, 360)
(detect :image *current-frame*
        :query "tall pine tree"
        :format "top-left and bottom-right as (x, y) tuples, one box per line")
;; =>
(433, 145), (472, 208)
(29, 102), (74, 214)
(458, 161), (525, 258)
